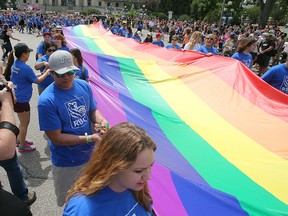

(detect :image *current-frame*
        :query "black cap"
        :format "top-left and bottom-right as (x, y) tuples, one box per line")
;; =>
(14, 43), (33, 57)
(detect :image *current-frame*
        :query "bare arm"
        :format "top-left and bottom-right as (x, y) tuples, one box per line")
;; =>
(260, 46), (274, 54)
(35, 61), (49, 70)
(34, 68), (50, 84)
(36, 53), (42, 60)
(45, 129), (101, 146)
(0, 82), (17, 160)
(7, 32), (20, 41)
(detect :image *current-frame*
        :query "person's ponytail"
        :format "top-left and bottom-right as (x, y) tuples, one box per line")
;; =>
(3, 52), (14, 81)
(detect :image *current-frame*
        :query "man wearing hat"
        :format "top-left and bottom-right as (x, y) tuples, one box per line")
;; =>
(152, 33), (164, 47)
(38, 50), (108, 207)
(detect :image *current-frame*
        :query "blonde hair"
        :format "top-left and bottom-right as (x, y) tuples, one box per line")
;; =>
(187, 31), (202, 50)
(66, 122), (157, 211)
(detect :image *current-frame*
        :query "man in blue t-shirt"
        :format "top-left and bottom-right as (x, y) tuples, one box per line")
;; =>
(118, 22), (127, 37)
(261, 56), (288, 94)
(110, 22), (119, 35)
(152, 33), (164, 47)
(38, 50), (108, 207)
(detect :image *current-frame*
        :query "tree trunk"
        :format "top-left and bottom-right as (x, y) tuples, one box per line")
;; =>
(258, 0), (277, 28)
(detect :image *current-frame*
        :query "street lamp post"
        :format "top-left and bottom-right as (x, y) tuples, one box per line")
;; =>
(140, 4), (145, 18)
(108, 3), (113, 15)
(220, 0), (232, 25)
(122, 5), (128, 19)
(7, 0), (11, 10)
(219, 0), (226, 25)
(142, 5), (145, 18)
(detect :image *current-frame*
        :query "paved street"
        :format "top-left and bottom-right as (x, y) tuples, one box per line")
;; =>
(0, 30), (64, 215)
(0, 24), (287, 216)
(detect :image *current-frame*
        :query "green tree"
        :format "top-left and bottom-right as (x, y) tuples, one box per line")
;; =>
(191, 0), (217, 20)
(270, 0), (288, 24)
(143, 0), (160, 13)
(243, 5), (261, 24)
(158, 0), (173, 15)
(0, 1), (5, 9)
(158, 0), (191, 16)
(190, 0), (242, 23)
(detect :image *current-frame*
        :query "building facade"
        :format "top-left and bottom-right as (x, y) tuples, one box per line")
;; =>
(16, 0), (142, 13)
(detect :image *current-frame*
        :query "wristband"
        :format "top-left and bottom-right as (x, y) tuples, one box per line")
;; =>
(0, 121), (19, 137)
(85, 132), (93, 143)
(85, 132), (89, 142)
(88, 135), (93, 143)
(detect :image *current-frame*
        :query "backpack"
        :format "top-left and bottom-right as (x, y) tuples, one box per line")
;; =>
(35, 41), (46, 60)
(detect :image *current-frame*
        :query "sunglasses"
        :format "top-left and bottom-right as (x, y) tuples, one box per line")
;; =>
(54, 70), (75, 78)
(206, 37), (214, 41)
(47, 49), (56, 52)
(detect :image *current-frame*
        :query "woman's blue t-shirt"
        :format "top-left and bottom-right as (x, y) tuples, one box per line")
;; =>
(11, 59), (37, 103)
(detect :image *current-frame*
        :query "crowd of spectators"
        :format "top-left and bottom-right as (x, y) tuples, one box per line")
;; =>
(107, 17), (288, 75)
(0, 9), (287, 215)
(0, 10), (287, 74)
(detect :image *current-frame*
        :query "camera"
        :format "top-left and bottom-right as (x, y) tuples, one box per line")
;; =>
(0, 81), (5, 91)
(0, 76), (9, 91)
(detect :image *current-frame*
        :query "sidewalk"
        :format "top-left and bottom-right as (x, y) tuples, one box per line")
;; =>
(0, 30), (64, 216)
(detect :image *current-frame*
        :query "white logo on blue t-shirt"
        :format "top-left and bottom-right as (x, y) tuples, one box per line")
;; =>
(280, 75), (288, 94)
(242, 59), (252, 68)
(65, 97), (88, 128)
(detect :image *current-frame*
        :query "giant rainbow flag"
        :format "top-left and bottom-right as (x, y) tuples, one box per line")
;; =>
(63, 23), (288, 216)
